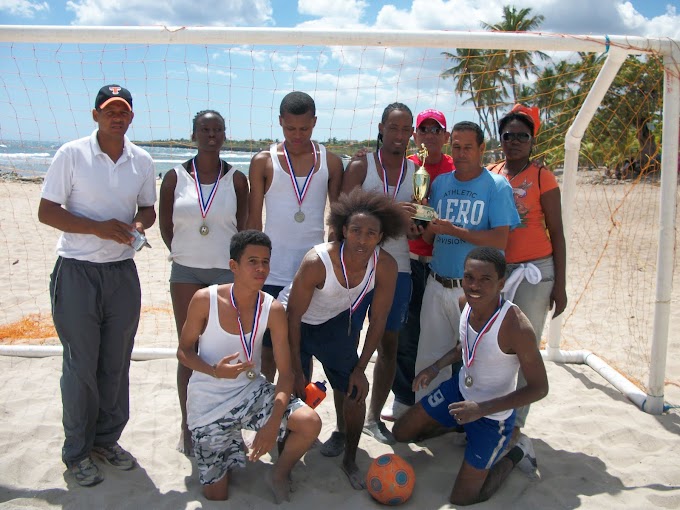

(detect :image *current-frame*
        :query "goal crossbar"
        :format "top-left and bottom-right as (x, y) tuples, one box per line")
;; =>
(1, 25), (678, 415)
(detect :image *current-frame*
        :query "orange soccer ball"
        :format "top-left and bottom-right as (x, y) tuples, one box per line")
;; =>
(366, 453), (416, 505)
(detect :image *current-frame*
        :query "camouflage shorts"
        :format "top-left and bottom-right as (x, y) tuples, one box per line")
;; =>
(191, 379), (304, 485)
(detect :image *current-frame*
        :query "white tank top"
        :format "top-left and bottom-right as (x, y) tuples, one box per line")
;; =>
(170, 163), (238, 269)
(264, 142), (329, 286)
(362, 153), (413, 273)
(458, 300), (520, 421)
(187, 285), (273, 429)
(301, 243), (380, 325)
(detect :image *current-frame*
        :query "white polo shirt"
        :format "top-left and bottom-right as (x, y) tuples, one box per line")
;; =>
(41, 130), (157, 263)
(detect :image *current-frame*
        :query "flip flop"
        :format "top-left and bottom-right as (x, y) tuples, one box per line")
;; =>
(320, 431), (346, 457)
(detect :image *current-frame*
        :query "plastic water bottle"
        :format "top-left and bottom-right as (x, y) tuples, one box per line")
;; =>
(304, 380), (327, 409)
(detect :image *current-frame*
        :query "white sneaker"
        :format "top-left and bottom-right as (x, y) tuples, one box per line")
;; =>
(380, 401), (410, 422)
(515, 435), (540, 480)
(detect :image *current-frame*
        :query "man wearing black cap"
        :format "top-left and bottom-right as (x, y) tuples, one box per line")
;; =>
(38, 84), (156, 487)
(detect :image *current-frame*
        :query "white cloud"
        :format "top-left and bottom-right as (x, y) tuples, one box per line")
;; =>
(298, 0), (367, 20)
(189, 63), (236, 79)
(225, 47), (325, 72)
(619, 2), (680, 39)
(0, 0), (49, 17)
(299, 1), (679, 39)
(65, 0), (273, 26)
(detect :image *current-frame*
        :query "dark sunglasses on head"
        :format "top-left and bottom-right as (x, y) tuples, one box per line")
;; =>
(417, 126), (444, 135)
(501, 132), (532, 143)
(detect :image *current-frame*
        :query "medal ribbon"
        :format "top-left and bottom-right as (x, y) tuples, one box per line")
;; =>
(283, 141), (317, 209)
(462, 297), (504, 370)
(377, 149), (405, 199)
(192, 158), (222, 220)
(229, 285), (262, 363)
(340, 242), (378, 317)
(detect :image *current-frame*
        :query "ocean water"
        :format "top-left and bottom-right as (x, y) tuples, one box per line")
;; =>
(0, 140), (255, 178)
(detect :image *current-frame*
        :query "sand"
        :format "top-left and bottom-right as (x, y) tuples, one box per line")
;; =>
(0, 175), (679, 509)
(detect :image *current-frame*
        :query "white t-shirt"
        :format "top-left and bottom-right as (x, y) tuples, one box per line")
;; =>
(41, 131), (156, 263)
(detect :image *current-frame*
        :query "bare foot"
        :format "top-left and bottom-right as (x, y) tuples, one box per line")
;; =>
(341, 461), (366, 490)
(266, 470), (291, 504)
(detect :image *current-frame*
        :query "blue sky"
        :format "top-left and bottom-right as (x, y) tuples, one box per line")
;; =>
(1, 1), (678, 144)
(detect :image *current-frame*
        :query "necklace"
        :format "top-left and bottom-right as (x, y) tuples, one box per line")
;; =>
(505, 160), (530, 183)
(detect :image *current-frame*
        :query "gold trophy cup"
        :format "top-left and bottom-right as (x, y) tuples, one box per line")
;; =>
(412, 144), (437, 223)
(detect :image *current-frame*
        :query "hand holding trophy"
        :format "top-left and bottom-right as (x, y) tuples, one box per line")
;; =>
(412, 143), (437, 227)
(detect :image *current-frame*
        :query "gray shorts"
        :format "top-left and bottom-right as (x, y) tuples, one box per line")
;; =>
(169, 261), (234, 285)
(191, 380), (305, 485)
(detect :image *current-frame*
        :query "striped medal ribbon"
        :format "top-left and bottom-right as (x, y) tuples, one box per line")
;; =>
(340, 242), (378, 335)
(192, 157), (222, 236)
(461, 297), (504, 388)
(283, 141), (317, 223)
(230, 284), (263, 380)
(377, 148), (405, 199)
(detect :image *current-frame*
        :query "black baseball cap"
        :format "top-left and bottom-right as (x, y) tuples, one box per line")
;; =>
(95, 84), (133, 111)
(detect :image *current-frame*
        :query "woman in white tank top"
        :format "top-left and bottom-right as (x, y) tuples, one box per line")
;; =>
(159, 110), (249, 455)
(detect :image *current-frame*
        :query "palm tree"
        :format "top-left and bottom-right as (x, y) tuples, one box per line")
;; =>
(442, 48), (506, 137)
(481, 5), (549, 103)
(441, 5), (549, 140)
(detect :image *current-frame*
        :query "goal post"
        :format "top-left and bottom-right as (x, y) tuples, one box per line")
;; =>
(0, 25), (678, 414)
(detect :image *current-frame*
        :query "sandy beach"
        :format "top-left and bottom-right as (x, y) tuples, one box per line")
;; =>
(0, 174), (679, 509)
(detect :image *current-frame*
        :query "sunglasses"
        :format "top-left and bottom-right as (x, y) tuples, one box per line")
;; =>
(501, 132), (532, 143)
(417, 126), (444, 135)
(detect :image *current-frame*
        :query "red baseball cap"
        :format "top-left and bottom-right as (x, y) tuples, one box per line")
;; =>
(416, 109), (447, 130)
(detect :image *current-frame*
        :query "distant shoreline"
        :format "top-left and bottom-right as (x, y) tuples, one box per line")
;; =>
(133, 141), (268, 153)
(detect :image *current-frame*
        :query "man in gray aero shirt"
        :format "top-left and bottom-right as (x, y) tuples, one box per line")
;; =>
(38, 84), (157, 487)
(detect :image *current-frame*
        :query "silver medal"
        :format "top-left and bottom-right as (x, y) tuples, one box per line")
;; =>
(294, 210), (305, 223)
(464, 374), (474, 387)
(246, 369), (257, 380)
(199, 224), (209, 236)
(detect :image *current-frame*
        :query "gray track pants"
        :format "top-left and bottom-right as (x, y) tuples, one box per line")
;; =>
(50, 257), (141, 466)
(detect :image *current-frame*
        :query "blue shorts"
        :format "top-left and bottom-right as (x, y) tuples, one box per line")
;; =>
(352, 272), (411, 332)
(300, 309), (361, 395)
(169, 262), (234, 285)
(261, 284), (285, 348)
(421, 373), (515, 470)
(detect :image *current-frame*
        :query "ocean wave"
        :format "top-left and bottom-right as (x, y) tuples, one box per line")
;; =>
(0, 152), (52, 159)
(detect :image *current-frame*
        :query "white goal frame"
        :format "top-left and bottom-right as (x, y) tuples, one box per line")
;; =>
(0, 25), (678, 415)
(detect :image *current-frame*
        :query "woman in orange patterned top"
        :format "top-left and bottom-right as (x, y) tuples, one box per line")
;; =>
(489, 104), (566, 442)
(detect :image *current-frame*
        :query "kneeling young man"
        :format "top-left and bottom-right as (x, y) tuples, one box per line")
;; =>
(177, 230), (321, 503)
(393, 247), (548, 506)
